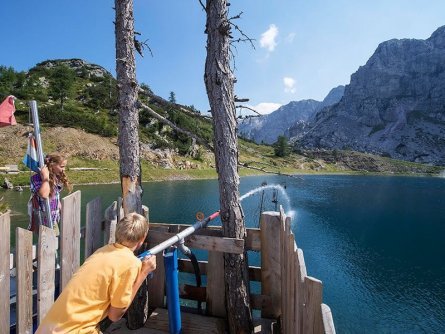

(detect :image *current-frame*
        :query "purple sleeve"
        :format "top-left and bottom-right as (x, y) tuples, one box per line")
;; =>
(30, 174), (42, 194)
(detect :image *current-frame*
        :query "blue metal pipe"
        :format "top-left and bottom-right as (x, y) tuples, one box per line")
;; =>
(164, 247), (181, 334)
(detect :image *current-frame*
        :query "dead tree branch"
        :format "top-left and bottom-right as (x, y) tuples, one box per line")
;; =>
(134, 31), (153, 57)
(137, 100), (214, 152)
(235, 105), (262, 116)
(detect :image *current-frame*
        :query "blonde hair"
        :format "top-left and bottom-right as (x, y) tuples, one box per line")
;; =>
(115, 213), (149, 245)
(45, 153), (72, 194)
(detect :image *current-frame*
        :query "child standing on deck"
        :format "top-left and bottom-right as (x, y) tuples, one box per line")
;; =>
(36, 213), (157, 334)
(28, 153), (72, 235)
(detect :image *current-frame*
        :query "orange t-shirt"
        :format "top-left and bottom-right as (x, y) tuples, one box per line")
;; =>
(36, 243), (141, 334)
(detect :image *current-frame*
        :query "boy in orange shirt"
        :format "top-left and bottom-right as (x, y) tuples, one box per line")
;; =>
(36, 213), (157, 334)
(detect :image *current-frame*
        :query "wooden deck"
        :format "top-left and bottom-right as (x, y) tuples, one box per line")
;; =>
(105, 308), (274, 334)
(2, 195), (336, 333)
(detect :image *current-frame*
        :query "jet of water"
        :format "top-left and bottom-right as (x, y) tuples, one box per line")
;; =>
(240, 184), (293, 217)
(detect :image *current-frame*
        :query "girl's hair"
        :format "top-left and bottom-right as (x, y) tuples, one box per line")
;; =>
(115, 213), (149, 245)
(45, 153), (72, 194)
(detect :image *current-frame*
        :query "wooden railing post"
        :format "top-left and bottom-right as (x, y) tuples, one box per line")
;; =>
(104, 201), (117, 244)
(85, 197), (103, 258)
(260, 211), (282, 319)
(206, 251), (226, 317)
(303, 276), (323, 334)
(0, 211), (10, 331)
(60, 191), (81, 290)
(16, 227), (33, 334)
(322, 303), (336, 334)
(37, 225), (57, 324)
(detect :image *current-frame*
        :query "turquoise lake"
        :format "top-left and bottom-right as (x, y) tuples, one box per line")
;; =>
(2, 174), (445, 333)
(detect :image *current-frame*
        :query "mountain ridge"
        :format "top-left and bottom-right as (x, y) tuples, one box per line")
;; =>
(294, 25), (445, 165)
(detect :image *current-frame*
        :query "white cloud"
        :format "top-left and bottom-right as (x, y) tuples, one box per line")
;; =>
(285, 32), (296, 43)
(247, 102), (282, 115)
(283, 77), (296, 94)
(260, 24), (279, 52)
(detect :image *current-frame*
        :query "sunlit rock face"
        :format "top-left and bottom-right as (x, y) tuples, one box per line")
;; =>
(297, 26), (445, 165)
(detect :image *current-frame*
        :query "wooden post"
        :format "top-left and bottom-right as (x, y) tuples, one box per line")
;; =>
(147, 226), (167, 309)
(287, 233), (296, 333)
(0, 211), (10, 331)
(279, 210), (287, 333)
(16, 227), (33, 334)
(104, 201), (117, 244)
(297, 248), (307, 334)
(206, 251), (226, 317)
(85, 197), (103, 258)
(322, 303), (336, 334)
(303, 276), (323, 334)
(37, 225), (57, 324)
(60, 191), (81, 289)
(260, 211), (282, 318)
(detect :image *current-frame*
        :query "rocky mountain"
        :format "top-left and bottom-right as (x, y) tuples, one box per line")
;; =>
(296, 26), (445, 165)
(238, 85), (344, 144)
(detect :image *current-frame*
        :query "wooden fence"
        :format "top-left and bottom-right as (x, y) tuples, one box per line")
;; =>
(144, 208), (335, 333)
(0, 192), (335, 334)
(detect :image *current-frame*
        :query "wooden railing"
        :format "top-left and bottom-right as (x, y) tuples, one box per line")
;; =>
(0, 193), (335, 334)
(145, 208), (335, 333)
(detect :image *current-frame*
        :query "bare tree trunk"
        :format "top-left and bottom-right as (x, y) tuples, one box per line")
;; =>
(204, 1), (253, 333)
(115, 0), (147, 328)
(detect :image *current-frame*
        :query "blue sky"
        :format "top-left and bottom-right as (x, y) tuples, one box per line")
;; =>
(1, 0), (444, 115)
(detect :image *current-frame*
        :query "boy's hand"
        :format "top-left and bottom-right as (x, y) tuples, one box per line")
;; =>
(141, 255), (156, 276)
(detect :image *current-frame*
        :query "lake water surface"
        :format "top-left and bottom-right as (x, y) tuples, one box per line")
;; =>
(2, 175), (445, 333)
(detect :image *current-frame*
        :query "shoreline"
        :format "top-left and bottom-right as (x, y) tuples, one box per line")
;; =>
(1, 168), (442, 190)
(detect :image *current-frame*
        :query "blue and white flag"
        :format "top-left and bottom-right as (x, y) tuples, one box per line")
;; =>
(23, 134), (40, 173)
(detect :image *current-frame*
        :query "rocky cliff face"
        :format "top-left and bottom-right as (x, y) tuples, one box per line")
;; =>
(297, 26), (445, 165)
(238, 85), (344, 144)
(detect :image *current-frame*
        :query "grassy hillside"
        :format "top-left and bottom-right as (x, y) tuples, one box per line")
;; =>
(0, 59), (443, 187)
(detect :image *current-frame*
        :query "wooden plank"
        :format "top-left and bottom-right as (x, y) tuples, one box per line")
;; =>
(298, 248), (307, 279)
(246, 228), (261, 251)
(177, 259), (261, 282)
(188, 234), (244, 254)
(10, 244), (59, 271)
(147, 252), (165, 309)
(322, 303), (336, 334)
(279, 210), (287, 334)
(147, 226), (168, 309)
(180, 284), (206, 302)
(148, 230), (244, 254)
(85, 197), (102, 258)
(117, 197), (123, 222)
(37, 225), (57, 324)
(288, 233), (296, 333)
(60, 191), (81, 290)
(293, 246), (302, 333)
(206, 251), (226, 317)
(142, 204), (149, 221)
(104, 201), (117, 244)
(260, 211), (282, 318)
(250, 294), (272, 311)
(178, 258), (208, 275)
(149, 223), (260, 251)
(249, 266), (262, 282)
(16, 227), (33, 334)
(145, 308), (227, 333)
(297, 248), (307, 334)
(303, 276), (323, 334)
(0, 211), (10, 332)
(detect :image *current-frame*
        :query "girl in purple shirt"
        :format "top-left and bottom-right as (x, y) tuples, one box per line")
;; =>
(28, 154), (72, 234)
